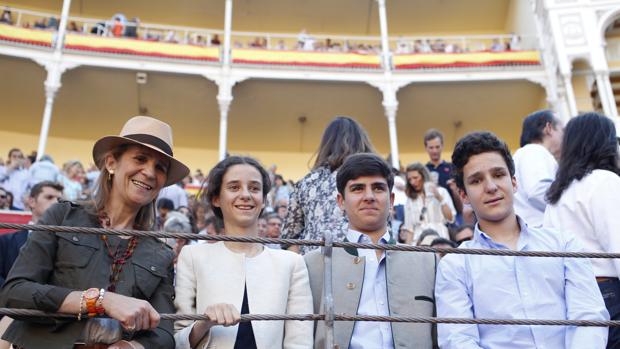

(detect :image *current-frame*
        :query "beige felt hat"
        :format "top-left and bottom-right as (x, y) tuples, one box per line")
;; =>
(92, 116), (190, 186)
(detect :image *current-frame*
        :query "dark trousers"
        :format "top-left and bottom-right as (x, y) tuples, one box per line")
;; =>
(599, 278), (620, 349)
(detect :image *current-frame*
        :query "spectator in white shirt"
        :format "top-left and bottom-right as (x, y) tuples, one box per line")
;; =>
(403, 162), (455, 243)
(544, 112), (620, 348)
(158, 182), (188, 209)
(27, 155), (60, 188)
(0, 148), (29, 210)
(513, 110), (563, 227)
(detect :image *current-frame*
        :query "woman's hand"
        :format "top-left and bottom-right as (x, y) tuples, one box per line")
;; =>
(102, 292), (160, 332)
(190, 303), (241, 347)
(428, 183), (442, 200)
(200, 303), (241, 330)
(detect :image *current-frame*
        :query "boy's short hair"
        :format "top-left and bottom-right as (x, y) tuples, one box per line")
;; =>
(451, 131), (515, 190)
(336, 153), (394, 196)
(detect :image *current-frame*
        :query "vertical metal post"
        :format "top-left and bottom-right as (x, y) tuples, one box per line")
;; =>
(222, 0), (233, 67)
(376, 0), (391, 72)
(55, 0), (72, 51)
(323, 229), (335, 349)
(385, 104), (399, 169)
(216, 79), (234, 161)
(36, 0), (71, 160)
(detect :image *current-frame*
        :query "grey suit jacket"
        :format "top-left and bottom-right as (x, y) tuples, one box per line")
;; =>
(304, 245), (438, 349)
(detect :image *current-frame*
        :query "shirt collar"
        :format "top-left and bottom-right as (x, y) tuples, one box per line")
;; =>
(427, 160), (446, 169)
(473, 216), (529, 250)
(343, 229), (395, 256)
(346, 229), (391, 244)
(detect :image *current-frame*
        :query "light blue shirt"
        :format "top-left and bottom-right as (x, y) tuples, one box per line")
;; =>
(347, 229), (394, 349)
(435, 217), (609, 349)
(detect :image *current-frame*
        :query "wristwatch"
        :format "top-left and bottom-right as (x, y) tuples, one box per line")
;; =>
(84, 288), (105, 317)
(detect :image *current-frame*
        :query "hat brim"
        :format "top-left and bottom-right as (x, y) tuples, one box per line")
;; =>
(93, 135), (190, 187)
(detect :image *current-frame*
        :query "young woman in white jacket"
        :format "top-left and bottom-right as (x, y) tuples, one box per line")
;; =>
(174, 156), (313, 349)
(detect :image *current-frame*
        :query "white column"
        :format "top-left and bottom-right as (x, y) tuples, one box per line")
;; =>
(603, 75), (618, 118)
(556, 84), (572, 124)
(562, 74), (578, 117)
(222, 0), (233, 67)
(376, 0), (392, 72)
(36, 0), (71, 160)
(36, 67), (62, 159)
(596, 71), (618, 118)
(385, 104), (399, 169)
(217, 79), (234, 160)
(54, 0), (72, 51)
(381, 84), (399, 169)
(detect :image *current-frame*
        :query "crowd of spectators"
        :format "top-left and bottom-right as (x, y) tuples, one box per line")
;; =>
(0, 124), (478, 256)
(1, 6), (524, 55)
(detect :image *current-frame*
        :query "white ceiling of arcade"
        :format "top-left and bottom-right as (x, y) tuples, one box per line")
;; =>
(0, 56), (546, 155)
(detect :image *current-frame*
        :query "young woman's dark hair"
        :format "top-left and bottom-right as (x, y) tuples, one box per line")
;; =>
(202, 156), (271, 219)
(312, 116), (376, 171)
(451, 131), (515, 190)
(404, 162), (430, 200)
(546, 112), (620, 204)
(336, 153), (394, 196)
(519, 109), (557, 147)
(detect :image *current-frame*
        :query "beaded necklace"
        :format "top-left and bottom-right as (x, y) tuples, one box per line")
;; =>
(98, 213), (139, 292)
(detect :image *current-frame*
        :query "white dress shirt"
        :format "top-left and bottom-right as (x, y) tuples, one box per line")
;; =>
(544, 169), (620, 278)
(158, 183), (188, 209)
(347, 229), (394, 349)
(0, 166), (29, 209)
(514, 143), (557, 227)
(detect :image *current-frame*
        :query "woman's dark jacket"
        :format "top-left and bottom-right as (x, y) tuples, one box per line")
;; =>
(0, 201), (176, 349)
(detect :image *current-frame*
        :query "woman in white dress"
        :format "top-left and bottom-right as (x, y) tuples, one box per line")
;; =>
(544, 112), (620, 349)
(402, 162), (455, 243)
(174, 156), (313, 349)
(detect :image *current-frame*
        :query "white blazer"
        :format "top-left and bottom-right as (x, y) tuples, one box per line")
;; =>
(174, 242), (313, 349)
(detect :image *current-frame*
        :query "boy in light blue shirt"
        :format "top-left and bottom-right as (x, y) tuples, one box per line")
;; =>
(435, 131), (608, 348)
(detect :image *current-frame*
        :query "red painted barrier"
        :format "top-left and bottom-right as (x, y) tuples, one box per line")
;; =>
(0, 210), (32, 235)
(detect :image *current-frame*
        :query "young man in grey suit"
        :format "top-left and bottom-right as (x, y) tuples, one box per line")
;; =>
(305, 153), (437, 349)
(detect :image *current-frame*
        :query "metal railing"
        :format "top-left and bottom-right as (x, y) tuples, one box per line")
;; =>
(0, 222), (617, 349)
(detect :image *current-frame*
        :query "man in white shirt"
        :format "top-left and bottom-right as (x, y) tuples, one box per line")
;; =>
(0, 148), (29, 210)
(305, 153), (436, 349)
(157, 182), (188, 210)
(513, 110), (563, 227)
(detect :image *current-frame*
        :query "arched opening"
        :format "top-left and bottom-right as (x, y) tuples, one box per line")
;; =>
(601, 12), (620, 115)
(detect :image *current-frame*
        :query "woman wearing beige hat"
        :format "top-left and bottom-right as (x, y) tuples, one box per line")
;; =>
(0, 116), (189, 349)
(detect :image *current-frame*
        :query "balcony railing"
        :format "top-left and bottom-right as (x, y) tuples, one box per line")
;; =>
(0, 5), (541, 71)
